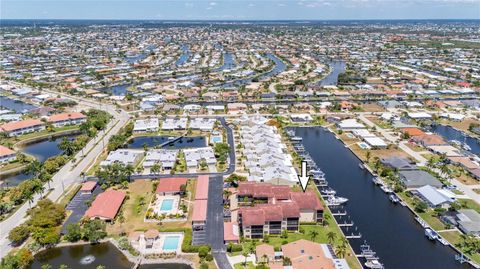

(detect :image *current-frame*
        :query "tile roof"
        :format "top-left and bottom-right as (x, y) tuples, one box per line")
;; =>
(85, 189), (126, 220)
(156, 177), (188, 193)
(0, 119), (44, 132)
(47, 112), (86, 122)
(0, 145), (15, 157)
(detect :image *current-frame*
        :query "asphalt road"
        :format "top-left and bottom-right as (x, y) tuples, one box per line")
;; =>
(207, 175), (233, 269)
(0, 91), (130, 258)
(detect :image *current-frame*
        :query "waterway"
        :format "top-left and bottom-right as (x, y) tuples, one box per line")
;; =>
(29, 242), (192, 269)
(175, 45), (190, 66)
(294, 126), (469, 269)
(0, 135), (78, 187)
(318, 60), (346, 86)
(215, 52), (235, 72)
(100, 84), (131, 96)
(0, 96), (38, 113)
(127, 136), (206, 149)
(430, 124), (480, 157)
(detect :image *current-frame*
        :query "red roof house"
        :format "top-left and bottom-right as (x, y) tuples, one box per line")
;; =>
(195, 175), (209, 200)
(85, 189), (126, 221)
(156, 177), (188, 195)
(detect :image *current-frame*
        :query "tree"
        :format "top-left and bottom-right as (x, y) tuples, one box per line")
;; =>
(8, 224), (30, 245)
(327, 231), (336, 245)
(83, 219), (107, 243)
(58, 137), (77, 156)
(150, 163), (161, 175)
(41, 264), (52, 269)
(26, 160), (42, 177)
(64, 223), (82, 242)
(242, 249), (250, 266)
(309, 230), (319, 242)
(198, 245), (210, 259)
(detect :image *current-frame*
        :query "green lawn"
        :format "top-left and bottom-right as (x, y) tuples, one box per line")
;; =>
(458, 199), (480, 214)
(439, 230), (480, 264)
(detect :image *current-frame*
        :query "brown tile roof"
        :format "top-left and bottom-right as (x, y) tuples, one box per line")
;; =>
(192, 199), (208, 222)
(195, 175), (209, 200)
(85, 189), (126, 220)
(156, 177), (188, 193)
(0, 119), (44, 132)
(80, 181), (97, 192)
(401, 127), (426, 137)
(0, 145), (15, 157)
(47, 112), (86, 123)
(290, 191), (324, 211)
(282, 239), (335, 269)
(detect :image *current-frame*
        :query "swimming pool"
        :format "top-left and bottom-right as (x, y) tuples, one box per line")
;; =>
(160, 199), (174, 211)
(211, 136), (222, 143)
(162, 236), (180, 251)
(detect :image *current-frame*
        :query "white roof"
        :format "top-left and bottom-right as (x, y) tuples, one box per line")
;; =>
(364, 136), (388, 147)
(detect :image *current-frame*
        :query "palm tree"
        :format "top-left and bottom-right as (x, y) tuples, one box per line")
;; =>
(151, 163), (161, 175)
(427, 157), (436, 168)
(327, 231), (336, 245)
(58, 137), (76, 156)
(26, 160), (42, 177)
(309, 230), (319, 241)
(242, 249), (249, 266)
(125, 164), (135, 181)
(36, 184), (45, 199)
(335, 243), (347, 258)
(440, 163), (450, 177)
(26, 192), (34, 209)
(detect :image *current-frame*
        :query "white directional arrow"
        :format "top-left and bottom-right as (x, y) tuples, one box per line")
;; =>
(298, 160), (310, 192)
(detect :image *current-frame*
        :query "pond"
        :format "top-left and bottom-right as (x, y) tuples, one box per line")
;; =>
(29, 242), (192, 269)
(127, 136), (206, 149)
(0, 134), (78, 187)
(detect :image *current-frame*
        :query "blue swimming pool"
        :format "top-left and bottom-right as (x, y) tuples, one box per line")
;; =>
(211, 136), (222, 143)
(162, 236), (180, 251)
(160, 199), (174, 211)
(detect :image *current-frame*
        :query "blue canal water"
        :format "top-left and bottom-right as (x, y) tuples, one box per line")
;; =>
(100, 84), (130, 96)
(175, 45), (190, 66)
(0, 135), (78, 186)
(294, 127), (470, 269)
(318, 60), (346, 86)
(29, 242), (192, 269)
(0, 96), (38, 113)
(127, 136), (206, 149)
(430, 124), (480, 157)
(125, 53), (147, 64)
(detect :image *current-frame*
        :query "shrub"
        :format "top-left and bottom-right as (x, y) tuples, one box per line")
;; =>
(205, 254), (213, 261)
(8, 225), (30, 245)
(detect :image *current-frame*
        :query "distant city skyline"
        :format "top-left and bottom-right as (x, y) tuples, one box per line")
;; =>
(2, 0), (480, 20)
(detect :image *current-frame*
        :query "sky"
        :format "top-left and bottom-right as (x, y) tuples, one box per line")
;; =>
(1, 0), (479, 20)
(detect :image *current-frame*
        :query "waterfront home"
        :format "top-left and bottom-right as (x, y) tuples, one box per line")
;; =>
(412, 134), (447, 147)
(0, 119), (45, 137)
(100, 149), (144, 167)
(47, 112), (87, 127)
(337, 119), (365, 130)
(399, 170), (442, 189)
(456, 209), (480, 236)
(189, 117), (216, 131)
(183, 147), (217, 172)
(280, 239), (350, 269)
(413, 185), (455, 208)
(224, 221), (240, 244)
(290, 114), (313, 123)
(155, 177), (188, 196)
(133, 118), (159, 133)
(237, 183), (324, 239)
(85, 189), (126, 221)
(363, 136), (388, 149)
(380, 157), (417, 171)
(0, 145), (16, 163)
(162, 117), (188, 130)
(143, 149), (179, 172)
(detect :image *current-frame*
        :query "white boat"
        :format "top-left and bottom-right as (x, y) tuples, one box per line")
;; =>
(365, 258), (384, 269)
(358, 163), (365, 169)
(437, 236), (449, 246)
(389, 194), (399, 203)
(380, 185), (393, 194)
(326, 196), (349, 206)
(291, 136), (303, 142)
(321, 189), (336, 196)
(416, 217), (429, 228)
(463, 144), (472, 151)
(425, 228), (439, 240)
(372, 177), (382, 185)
